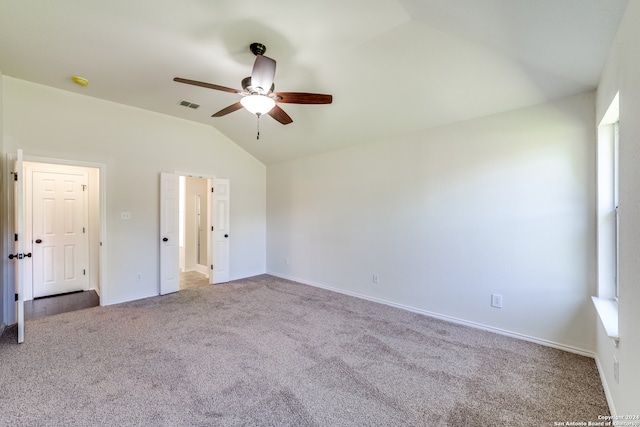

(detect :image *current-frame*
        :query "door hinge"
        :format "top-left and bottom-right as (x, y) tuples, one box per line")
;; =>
(12, 172), (18, 181)
(81, 184), (87, 191)
(83, 227), (86, 233)
(15, 233), (18, 242)
(211, 187), (214, 193)
(211, 226), (214, 231)
(83, 269), (86, 276)
(15, 293), (19, 302)
(210, 265), (213, 270)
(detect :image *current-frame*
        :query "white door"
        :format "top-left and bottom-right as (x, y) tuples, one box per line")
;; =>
(210, 179), (230, 284)
(31, 171), (88, 298)
(12, 150), (25, 343)
(160, 173), (180, 294)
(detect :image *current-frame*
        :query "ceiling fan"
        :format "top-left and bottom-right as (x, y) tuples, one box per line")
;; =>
(174, 43), (332, 128)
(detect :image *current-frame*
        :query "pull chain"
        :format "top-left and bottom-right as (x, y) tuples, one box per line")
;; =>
(256, 113), (261, 140)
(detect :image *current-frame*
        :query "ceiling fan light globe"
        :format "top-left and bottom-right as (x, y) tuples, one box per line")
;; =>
(241, 94), (276, 115)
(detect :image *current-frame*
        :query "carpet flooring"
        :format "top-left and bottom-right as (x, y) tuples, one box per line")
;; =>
(0, 275), (609, 426)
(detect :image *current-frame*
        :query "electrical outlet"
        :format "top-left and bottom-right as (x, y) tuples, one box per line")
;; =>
(491, 294), (503, 308)
(372, 274), (379, 284)
(121, 211), (131, 220)
(614, 357), (619, 384)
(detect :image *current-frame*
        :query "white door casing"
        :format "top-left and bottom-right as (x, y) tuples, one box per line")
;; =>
(31, 170), (89, 298)
(160, 173), (180, 294)
(210, 179), (230, 284)
(7, 155), (105, 311)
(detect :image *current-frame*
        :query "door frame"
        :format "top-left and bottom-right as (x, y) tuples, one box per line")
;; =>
(180, 176), (210, 278)
(23, 163), (92, 301)
(173, 171), (218, 286)
(11, 154), (107, 306)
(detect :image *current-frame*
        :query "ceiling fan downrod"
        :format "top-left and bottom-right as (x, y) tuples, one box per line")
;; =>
(256, 114), (262, 140)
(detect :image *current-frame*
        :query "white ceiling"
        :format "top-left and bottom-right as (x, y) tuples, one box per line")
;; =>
(0, 0), (629, 164)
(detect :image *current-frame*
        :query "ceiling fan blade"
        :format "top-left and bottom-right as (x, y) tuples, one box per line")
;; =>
(212, 102), (243, 117)
(174, 77), (240, 94)
(268, 105), (293, 125)
(273, 92), (333, 104)
(250, 55), (276, 94)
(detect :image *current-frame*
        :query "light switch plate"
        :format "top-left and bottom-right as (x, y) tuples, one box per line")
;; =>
(491, 294), (503, 308)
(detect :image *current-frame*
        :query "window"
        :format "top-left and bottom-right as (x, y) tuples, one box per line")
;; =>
(594, 92), (619, 344)
(597, 93), (619, 300)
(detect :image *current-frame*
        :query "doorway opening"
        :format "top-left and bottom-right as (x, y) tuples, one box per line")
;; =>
(22, 160), (103, 306)
(179, 176), (210, 290)
(160, 173), (229, 295)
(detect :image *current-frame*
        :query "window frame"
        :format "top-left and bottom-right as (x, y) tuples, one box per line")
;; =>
(593, 93), (620, 344)
(613, 121), (619, 300)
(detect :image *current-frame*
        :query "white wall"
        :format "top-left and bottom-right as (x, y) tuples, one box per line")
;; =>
(2, 77), (266, 308)
(595, 1), (640, 416)
(267, 92), (596, 353)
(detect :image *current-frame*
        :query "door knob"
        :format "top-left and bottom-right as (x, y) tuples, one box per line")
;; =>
(8, 253), (31, 260)
(35, 239), (42, 244)
(224, 234), (229, 238)
(162, 237), (168, 242)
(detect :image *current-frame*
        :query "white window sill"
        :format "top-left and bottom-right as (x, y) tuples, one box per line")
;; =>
(592, 296), (619, 347)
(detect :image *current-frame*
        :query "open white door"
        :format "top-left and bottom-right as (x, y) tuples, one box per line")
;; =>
(210, 179), (230, 284)
(160, 173), (180, 294)
(11, 150), (25, 343)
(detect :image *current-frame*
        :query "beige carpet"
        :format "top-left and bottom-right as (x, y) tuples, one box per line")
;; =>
(0, 275), (609, 426)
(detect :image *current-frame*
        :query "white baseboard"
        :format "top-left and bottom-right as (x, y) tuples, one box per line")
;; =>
(267, 272), (596, 359)
(229, 271), (271, 282)
(104, 291), (158, 307)
(193, 264), (208, 276)
(91, 285), (101, 298)
(593, 353), (617, 417)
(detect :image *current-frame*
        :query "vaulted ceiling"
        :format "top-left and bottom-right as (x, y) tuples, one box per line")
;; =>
(0, 0), (629, 164)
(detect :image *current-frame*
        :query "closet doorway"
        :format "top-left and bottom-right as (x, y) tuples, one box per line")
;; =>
(179, 176), (210, 288)
(23, 161), (102, 302)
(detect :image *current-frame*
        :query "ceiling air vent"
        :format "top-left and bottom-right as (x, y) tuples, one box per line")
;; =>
(178, 100), (200, 109)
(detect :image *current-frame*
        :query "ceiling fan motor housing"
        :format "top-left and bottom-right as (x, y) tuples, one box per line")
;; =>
(242, 76), (275, 94)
